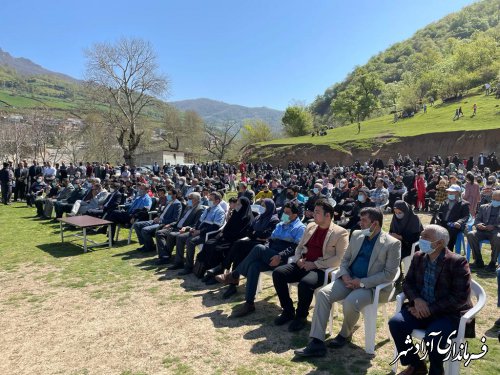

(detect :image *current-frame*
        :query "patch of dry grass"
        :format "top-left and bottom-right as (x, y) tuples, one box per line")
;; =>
(0, 203), (498, 374)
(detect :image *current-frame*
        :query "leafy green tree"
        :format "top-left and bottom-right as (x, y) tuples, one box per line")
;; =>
(282, 106), (313, 136)
(241, 119), (273, 146)
(331, 68), (384, 124)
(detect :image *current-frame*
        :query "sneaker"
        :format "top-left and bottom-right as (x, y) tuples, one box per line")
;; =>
(274, 312), (295, 326)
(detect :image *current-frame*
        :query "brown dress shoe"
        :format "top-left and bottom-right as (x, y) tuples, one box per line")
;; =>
(215, 271), (239, 285)
(397, 361), (428, 375)
(231, 302), (255, 318)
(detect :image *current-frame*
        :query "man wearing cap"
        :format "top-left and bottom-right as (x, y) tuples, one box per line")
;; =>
(435, 184), (470, 251)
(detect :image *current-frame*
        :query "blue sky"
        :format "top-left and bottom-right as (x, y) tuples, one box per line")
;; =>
(1, 0), (477, 110)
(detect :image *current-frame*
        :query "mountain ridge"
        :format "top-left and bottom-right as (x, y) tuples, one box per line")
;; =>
(169, 98), (284, 132)
(0, 48), (79, 83)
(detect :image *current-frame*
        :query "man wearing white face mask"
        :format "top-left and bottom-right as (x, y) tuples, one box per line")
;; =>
(467, 190), (500, 271)
(295, 207), (400, 357)
(435, 184), (470, 251)
(389, 225), (472, 375)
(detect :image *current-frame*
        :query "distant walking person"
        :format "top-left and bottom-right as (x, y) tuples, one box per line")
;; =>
(473, 103), (477, 116)
(458, 106), (463, 117)
(423, 104), (427, 114)
(453, 108), (460, 121)
(357, 122), (361, 134)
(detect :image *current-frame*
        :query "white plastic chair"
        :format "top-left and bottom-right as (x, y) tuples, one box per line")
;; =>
(391, 279), (486, 375)
(328, 267), (401, 354)
(255, 257), (336, 297)
(401, 242), (419, 276)
(197, 224), (225, 252)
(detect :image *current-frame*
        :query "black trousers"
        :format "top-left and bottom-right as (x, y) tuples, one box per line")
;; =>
(107, 210), (132, 239)
(87, 209), (105, 218)
(224, 238), (263, 270)
(272, 263), (325, 318)
(55, 202), (74, 218)
(156, 227), (179, 259)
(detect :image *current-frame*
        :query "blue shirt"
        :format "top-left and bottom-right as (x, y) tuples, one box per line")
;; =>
(421, 251), (445, 304)
(199, 204), (226, 227)
(271, 218), (306, 244)
(127, 194), (152, 213)
(350, 232), (380, 279)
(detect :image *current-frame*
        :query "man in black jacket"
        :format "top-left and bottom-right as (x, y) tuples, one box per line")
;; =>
(87, 182), (123, 218)
(155, 192), (205, 264)
(0, 162), (14, 205)
(435, 184), (470, 251)
(54, 179), (90, 218)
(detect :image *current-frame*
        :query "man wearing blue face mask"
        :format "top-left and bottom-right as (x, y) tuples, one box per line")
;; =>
(389, 224), (472, 375)
(435, 184), (470, 251)
(295, 207), (400, 357)
(215, 201), (305, 317)
(467, 190), (500, 271)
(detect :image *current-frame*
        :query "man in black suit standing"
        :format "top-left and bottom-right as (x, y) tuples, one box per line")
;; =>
(87, 182), (123, 218)
(436, 184), (470, 251)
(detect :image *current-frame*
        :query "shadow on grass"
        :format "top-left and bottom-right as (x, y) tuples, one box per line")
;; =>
(291, 341), (374, 374)
(193, 298), (282, 329)
(37, 242), (86, 257)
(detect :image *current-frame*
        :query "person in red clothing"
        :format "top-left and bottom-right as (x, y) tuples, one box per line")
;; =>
(414, 171), (426, 211)
(271, 199), (349, 332)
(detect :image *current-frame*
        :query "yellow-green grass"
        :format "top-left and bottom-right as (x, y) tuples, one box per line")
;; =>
(259, 90), (500, 150)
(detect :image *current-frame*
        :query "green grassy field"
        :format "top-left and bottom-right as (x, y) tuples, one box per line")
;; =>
(259, 90), (500, 150)
(0, 203), (498, 374)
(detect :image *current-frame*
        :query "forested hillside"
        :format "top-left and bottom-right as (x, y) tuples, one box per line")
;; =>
(309, 0), (500, 127)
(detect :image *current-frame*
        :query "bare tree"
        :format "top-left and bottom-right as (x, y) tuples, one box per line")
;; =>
(84, 37), (168, 165)
(203, 122), (241, 161)
(160, 107), (204, 153)
(0, 116), (30, 164)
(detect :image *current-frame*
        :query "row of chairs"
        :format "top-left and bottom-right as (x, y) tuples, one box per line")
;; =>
(122, 206), (487, 374)
(254, 240), (486, 375)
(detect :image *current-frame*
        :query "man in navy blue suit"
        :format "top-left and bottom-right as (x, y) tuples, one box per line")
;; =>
(134, 188), (182, 252)
(87, 182), (123, 218)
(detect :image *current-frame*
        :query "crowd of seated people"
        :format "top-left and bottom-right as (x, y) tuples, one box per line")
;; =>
(1, 153), (500, 374)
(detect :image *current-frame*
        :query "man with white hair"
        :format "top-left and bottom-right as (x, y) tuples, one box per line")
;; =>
(435, 184), (470, 251)
(389, 224), (472, 375)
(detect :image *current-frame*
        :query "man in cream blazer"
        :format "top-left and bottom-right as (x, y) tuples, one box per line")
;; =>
(295, 207), (401, 357)
(272, 199), (349, 332)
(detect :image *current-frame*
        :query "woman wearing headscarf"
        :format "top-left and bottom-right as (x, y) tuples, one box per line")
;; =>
(389, 200), (423, 259)
(197, 197), (254, 283)
(219, 198), (280, 298)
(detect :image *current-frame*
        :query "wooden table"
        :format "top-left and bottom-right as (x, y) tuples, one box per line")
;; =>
(58, 216), (113, 253)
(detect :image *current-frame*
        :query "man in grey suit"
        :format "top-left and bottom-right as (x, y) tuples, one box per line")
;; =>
(295, 207), (401, 357)
(467, 190), (500, 272)
(155, 192), (205, 265)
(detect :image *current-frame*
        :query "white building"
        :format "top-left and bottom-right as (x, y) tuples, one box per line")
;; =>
(135, 150), (185, 166)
